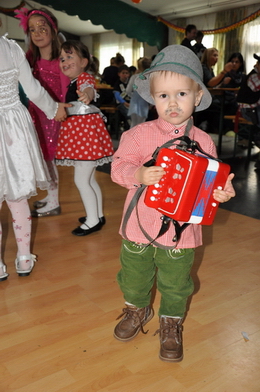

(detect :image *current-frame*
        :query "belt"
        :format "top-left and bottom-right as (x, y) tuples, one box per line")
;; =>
(66, 101), (101, 116)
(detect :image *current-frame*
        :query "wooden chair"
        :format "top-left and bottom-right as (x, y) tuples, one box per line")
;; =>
(224, 109), (256, 163)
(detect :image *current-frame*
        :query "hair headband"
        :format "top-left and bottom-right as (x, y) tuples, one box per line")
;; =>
(14, 7), (57, 33)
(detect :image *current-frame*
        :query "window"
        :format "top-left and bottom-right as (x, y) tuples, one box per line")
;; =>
(202, 34), (214, 49)
(98, 31), (143, 74)
(241, 20), (260, 73)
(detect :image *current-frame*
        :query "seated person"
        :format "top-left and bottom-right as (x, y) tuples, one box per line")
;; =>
(194, 47), (233, 132)
(100, 53), (125, 106)
(101, 53), (125, 87)
(237, 53), (260, 152)
(221, 52), (246, 115)
(201, 48), (233, 88)
(237, 53), (260, 127)
(113, 65), (131, 130)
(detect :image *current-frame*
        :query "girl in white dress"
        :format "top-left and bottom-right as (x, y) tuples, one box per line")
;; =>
(0, 35), (69, 281)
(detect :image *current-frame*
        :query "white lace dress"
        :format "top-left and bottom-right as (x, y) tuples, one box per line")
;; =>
(0, 35), (58, 202)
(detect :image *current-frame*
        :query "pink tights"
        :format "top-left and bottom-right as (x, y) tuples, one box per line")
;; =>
(0, 199), (31, 258)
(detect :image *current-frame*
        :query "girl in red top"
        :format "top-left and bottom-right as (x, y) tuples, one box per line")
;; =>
(56, 40), (114, 236)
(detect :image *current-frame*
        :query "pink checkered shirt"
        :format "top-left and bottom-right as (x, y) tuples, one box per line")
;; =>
(111, 117), (217, 249)
(239, 72), (260, 109)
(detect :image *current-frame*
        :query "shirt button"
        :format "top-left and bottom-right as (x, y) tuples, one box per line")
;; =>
(174, 129), (179, 134)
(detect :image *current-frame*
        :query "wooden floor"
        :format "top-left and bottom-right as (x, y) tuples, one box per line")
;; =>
(0, 166), (260, 392)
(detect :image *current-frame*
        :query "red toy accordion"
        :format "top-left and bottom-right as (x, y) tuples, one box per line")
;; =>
(144, 148), (230, 225)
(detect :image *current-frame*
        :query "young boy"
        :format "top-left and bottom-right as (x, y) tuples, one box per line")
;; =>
(111, 45), (235, 363)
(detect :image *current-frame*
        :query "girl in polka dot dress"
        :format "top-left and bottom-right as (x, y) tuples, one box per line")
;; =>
(56, 40), (114, 236)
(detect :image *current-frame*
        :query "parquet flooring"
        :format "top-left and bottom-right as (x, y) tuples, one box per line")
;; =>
(0, 166), (259, 392)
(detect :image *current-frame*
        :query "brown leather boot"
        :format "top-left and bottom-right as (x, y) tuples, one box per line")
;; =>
(114, 304), (154, 342)
(155, 316), (183, 362)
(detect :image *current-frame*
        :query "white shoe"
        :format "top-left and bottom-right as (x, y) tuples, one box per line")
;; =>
(0, 261), (8, 281)
(15, 254), (36, 277)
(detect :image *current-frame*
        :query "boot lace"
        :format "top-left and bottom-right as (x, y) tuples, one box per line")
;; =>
(154, 318), (182, 344)
(116, 307), (149, 335)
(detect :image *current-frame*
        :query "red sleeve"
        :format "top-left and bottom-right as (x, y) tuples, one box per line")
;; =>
(77, 72), (96, 91)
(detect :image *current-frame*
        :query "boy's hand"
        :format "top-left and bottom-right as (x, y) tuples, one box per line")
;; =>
(135, 166), (166, 186)
(213, 173), (235, 203)
(54, 103), (72, 122)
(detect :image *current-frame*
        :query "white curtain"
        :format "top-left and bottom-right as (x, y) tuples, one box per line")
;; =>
(241, 19), (260, 74)
(98, 31), (134, 73)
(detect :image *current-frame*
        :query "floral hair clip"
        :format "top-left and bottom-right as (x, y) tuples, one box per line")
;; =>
(14, 7), (57, 33)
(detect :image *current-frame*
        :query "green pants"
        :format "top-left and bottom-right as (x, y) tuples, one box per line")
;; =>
(117, 239), (195, 318)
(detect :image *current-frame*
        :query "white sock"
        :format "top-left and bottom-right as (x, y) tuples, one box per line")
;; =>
(37, 160), (59, 212)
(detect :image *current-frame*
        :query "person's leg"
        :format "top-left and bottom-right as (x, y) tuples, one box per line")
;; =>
(72, 161), (103, 236)
(32, 160), (60, 216)
(118, 103), (130, 131)
(78, 167), (105, 225)
(130, 113), (146, 128)
(6, 199), (35, 276)
(154, 247), (195, 362)
(74, 161), (99, 227)
(89, 167), (103, 220)
(156, 248), (195, 317)
(114, 240), (156, 341)
(0, 202), (8, 281)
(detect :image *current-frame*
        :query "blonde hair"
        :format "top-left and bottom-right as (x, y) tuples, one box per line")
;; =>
(137, 57), (152, 72)
(149, 70), (202, 96)
(201, 47), (218, 69)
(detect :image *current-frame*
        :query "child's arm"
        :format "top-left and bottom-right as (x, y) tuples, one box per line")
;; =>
(112, 129), (166, 189)
(213, 173), (235, 203)
(54, 103), (72, 122)
(76, 87), (95, 105)
(114, 90), (125, 104)
(76, 73), (97, 104)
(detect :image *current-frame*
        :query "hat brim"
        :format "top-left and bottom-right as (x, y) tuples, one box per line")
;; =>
(134, 45), (212, 112)
(135, 65), (212, 112)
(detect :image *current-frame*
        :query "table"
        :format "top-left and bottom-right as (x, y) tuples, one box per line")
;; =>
(96, 84), (113, 90)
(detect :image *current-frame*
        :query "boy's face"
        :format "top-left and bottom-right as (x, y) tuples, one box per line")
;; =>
(151, 72), (203, 127)
(119, 70), (130, 83)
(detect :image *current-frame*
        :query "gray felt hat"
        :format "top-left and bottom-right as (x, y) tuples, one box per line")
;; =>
(134, 44), (212, 112)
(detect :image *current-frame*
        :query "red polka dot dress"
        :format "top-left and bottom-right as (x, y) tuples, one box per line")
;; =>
(56, 72), (114, 166)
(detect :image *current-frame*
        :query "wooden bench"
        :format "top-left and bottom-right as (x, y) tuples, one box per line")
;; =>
(223, 114), (255, 163)
(100, 105), (120, 139)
